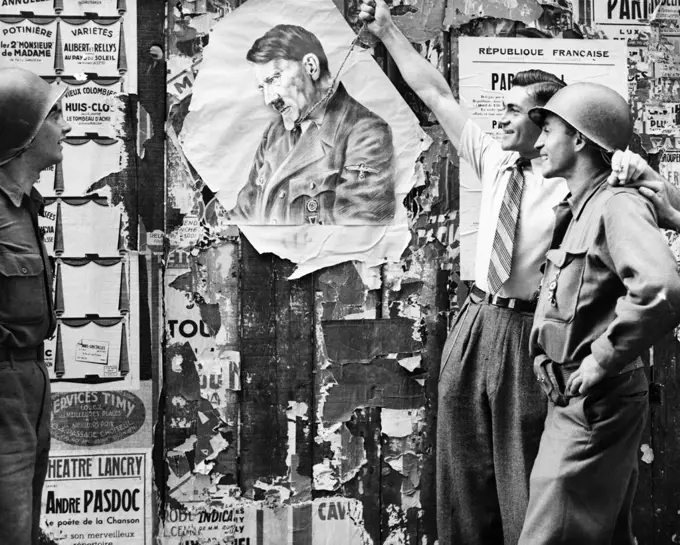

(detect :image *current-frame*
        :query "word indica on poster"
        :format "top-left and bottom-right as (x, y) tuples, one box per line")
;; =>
(165, 506), (246, 524)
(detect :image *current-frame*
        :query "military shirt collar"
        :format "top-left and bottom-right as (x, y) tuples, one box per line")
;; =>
(0, 169), (43, 208)
(567, 171), (610, 220)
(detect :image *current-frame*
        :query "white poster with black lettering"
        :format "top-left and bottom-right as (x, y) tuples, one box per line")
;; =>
(573, 0), (678, 42)
(458, 37), (628, 279)
(41, 450), (152, 544)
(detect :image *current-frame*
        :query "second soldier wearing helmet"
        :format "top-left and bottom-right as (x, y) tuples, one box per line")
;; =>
(0, 67), (71, 545)
(517, 83), (680, 544)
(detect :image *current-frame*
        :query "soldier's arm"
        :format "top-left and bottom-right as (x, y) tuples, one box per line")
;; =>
(590, 194), (680, 372)
(359, 0), (468, 149)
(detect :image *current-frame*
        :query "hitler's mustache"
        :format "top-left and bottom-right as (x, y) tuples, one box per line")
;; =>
(271, 97), (286, 112)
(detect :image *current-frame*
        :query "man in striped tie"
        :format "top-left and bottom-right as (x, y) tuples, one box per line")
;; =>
(359, 2), (657, 543)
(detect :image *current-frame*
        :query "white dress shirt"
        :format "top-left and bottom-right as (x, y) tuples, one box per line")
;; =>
(459, 120), (568, 301)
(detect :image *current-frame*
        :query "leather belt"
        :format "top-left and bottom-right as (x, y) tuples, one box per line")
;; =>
(536, 355), (645, 406)
(470, 285), (537, 313)
(557, 357), (644, 384)
(0, 346), (41, 362)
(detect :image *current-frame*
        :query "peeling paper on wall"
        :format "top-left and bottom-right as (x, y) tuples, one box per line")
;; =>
(313, 423), (367, 491)
(137, 103), (154, 159)
(287, 401), (312, 497)
(180, 0), (431, 276)
(383, 504), (408, 545)
(197, 349), (241, 419)
(381, 408), (423, 438)
(444, 0), (543, 28)
(167, 469), (212, 504)
(391, 0), (446, 43)
(397, 354), (422, 372)
(167, 125), (201, 217)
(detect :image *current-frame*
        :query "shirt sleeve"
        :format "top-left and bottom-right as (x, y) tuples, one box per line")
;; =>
(458, 119), (505, 185)
(590, 192), (680, 371)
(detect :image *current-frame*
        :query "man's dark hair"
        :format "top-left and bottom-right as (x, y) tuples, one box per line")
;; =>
(511, 70), (566, 106)
(247, 24), (330, 79)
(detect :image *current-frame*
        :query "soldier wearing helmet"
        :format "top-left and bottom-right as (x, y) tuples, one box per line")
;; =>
(0, 66), (71, 545)
(517, 82), (680, 544)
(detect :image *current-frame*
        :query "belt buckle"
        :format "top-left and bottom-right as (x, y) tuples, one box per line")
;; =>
(490, 292), (503, 306)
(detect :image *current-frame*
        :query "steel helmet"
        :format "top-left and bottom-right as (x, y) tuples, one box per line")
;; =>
(528, 82), (632, 152)
(0, 67), (65, 166)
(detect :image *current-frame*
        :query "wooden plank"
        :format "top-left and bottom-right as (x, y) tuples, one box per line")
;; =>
(647, 336), (680, 544)
(239, 235), (315, 489)
(322, 319), (423, 363)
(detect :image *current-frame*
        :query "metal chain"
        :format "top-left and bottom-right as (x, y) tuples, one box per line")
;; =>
(296, 22), (368, 125)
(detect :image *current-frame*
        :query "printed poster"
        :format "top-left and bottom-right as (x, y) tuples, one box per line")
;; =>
(162, 498), (369, 545)
(0, 3), (138, 92)
(0, 0), (128, 17)
(41, 450), (152, 544)
(179, 0), (430, 276)
(50, 386), (152, 449)
(458, 37), (628, 279)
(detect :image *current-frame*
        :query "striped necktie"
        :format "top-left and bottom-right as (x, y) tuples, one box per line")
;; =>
(487, 157), (530, 294)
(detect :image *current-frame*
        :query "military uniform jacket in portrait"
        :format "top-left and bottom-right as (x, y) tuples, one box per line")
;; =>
(230, 83), (396, 225)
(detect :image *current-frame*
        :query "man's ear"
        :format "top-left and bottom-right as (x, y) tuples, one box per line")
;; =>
(574, 131), (588, 153)
(302, 53), (321, 81)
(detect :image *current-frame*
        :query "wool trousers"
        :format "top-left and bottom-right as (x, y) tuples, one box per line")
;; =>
(519, 367), (648, 545)
(437, 297), (545, 545)
(0, 351), (51, 545)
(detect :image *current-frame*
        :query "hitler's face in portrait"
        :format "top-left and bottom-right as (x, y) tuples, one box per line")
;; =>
(251, 54), (321, 131)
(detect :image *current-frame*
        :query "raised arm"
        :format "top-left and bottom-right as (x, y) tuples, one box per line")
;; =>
(359, 0), (469, 149)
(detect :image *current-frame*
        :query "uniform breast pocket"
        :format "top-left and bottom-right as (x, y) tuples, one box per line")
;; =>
(542, 248), (587, 323)
(288, 169), (340, 200)
(0, 253), (47, 324)
(288, 170), (340, 222)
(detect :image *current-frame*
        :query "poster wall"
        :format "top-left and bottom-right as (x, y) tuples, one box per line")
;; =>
(458, 37), (628, 279)
(0, 1), (151, 544)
